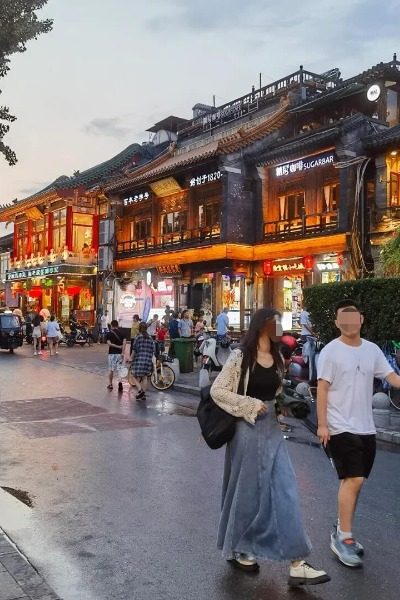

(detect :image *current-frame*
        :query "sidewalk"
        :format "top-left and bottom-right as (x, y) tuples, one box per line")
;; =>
(173, 365), (400, 445)
(0, 529), (60, 600)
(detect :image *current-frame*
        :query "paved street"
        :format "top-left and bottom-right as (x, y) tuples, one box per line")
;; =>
(0, 344), (399, 600)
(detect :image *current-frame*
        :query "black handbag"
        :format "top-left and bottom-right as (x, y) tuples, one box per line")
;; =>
(197, 374), (245, 450)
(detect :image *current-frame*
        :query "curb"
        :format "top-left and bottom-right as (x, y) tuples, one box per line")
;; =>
(173, 383), (200, 397)
(0, 528), (61, 600)
(376, 429), (400, 444)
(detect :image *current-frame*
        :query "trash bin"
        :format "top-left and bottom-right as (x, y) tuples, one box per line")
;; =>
(174, 338), (195, 373)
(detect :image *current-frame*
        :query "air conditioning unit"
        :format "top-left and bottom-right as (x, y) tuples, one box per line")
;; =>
(98, 246), (113, 272)
(99, 219), (114, 246)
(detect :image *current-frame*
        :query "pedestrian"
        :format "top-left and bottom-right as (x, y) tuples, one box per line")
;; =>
(300, 303), (315, 342)
(40, 305), (51, 321)
(216, 307), (229, 341)
(129, 322), (155, 401)
(156, 322), (168, 354)
(32, 313), (44, 356)
(106, 319), (127, 393)
(178, 310), (193, 338)
(46, 315), (60, 356)
(147, 314), (160, 339)
(129, 313), (140, 351)
(98, 310), (109, 344)
(168, 312), (180, 357)
(317, 299), (400, 568)
(162, 305), (172, 327)
(210, 308), (330, 586)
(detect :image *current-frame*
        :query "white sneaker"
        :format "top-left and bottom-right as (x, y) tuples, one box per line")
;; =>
(288, 561), (330, 587)
(34, 351), (37, 356)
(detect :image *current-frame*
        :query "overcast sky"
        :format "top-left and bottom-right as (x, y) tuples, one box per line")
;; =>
(0, 0), (399, 210)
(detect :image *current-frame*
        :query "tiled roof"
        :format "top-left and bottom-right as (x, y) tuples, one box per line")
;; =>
(0, 143), (155, 218)
(106, 102), (289, 193)
(288, 83), (365, 114)
(363, 124), (400, 151)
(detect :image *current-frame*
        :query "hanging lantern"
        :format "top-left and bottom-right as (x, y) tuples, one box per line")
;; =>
(303, 255), (314, 270)
(66, 286), (81, 296)
(337, 253), (344, 267)
(263, 259), (273, 276)
(28, 288), (42, 298)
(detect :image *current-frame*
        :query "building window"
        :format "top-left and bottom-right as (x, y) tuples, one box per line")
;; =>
(198, 202), (220, 228)
(73, 213), (93, 253)
(52, 208), (67, 251)
(323, 183), (338, 213)
(278, 192), (304, 221)
(32, 218), (45, 255)
(131, 218), (151, 240)
(390, 172), (400, 207)
(16, 221), (28, 258)
(161, 211), (187, 235)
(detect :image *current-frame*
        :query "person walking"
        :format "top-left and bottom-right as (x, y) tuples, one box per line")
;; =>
(168, 312), (180, 357)
(106, 320), (127, 393)
(215, 307), (229, 341)
(129, 322), (155, 401)
(46, 315), (60, 356)
(98, 311), (109, 344)
(130, 314), (140, 352)
(32, 313), (44, 356)
(317, 299), (400, 568)
(210, 308), (330, 587)
(300, 304), (315, 342)
(178, 310), (193, 338)
(147, 314), (160, 339)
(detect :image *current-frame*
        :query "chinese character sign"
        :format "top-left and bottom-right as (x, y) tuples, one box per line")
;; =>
(190, 171), (222, 187)
(275, 153), (335, 178)
(123, 191), (150, 206)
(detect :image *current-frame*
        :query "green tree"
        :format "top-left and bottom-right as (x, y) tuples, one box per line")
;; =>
(0, 1), (53, 165)
(380, 228), (400, 277)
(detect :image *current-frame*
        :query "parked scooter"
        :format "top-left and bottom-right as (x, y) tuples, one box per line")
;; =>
(57, 323), (75, 347)
(281, 334), (324, 387)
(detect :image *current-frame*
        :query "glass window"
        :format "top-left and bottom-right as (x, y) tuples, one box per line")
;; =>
(16, 221), (28, 258)
(52, 208), (67, 251)
(32, 219), (45, 255)
(387, 90), (399, 127)
(72, 212), (93, 252)
(390, 172), (399, 207)
(161, 211), (187, 235)
(286, 193), (304, 221)
(198, 202), (220, 228)
(131, 218), (151, 240)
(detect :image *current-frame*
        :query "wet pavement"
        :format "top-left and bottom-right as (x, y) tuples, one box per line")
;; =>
(0, 344), (399, 599)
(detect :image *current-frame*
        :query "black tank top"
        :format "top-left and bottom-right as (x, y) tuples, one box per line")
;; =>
(246, 362), (281, 402)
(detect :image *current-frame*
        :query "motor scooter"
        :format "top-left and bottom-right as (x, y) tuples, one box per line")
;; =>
(281, 334), (324, 387)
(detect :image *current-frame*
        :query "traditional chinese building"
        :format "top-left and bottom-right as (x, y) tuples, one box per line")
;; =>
(0, 232), (13, 306)
(0, 143), (157, 322)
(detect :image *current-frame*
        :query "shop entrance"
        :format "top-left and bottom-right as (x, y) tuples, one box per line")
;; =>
(280, 276), (304, 331)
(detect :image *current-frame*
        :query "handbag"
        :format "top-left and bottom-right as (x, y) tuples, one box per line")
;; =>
(197, 372), (245, 450)
(118, 364), (129, 378)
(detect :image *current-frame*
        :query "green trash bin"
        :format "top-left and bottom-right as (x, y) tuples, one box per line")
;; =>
(174, 337), (195, 373)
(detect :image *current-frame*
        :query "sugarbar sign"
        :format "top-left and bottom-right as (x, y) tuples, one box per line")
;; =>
(275, 152), (335, 177)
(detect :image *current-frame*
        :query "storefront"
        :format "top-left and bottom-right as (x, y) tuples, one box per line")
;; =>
(259, 252), (344, 330)
(5, 263), (97, 323)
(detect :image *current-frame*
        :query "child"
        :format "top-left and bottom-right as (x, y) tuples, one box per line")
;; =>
(156, 323), (168, 354)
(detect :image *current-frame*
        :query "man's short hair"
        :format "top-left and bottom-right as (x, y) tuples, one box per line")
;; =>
(110, 319), (119, 327)
(335, 299), (361, 316)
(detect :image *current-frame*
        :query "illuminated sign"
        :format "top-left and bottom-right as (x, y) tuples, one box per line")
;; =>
(157, 265), (182, 277)
(189, 171), (222, 187)
(367, 84), (381, 102)
(316, 262), (338, 271)
(6, 264), (97, 281)
(123, 192), (150, 206)
(275, 152), (335, 177)
(272, 261), (305, 273)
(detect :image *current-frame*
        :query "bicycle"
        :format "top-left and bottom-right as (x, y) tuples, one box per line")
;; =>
(128, 353), (175, 391)
(380, 340), (400, 410)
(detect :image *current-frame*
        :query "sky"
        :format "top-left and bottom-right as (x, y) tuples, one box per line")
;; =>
(0, 0), (399, 217)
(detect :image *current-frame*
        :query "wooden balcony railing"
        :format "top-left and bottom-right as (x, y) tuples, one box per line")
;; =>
(116, 226), (221, 258)
(263, 211), (338, 241)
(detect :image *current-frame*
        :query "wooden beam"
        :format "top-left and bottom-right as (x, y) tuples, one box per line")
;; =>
(253, 233), (347, 260)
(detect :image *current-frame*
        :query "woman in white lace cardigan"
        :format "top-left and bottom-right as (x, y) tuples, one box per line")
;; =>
(210, 308), (330, 588)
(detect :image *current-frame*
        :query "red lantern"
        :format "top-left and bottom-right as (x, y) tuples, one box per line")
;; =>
(66, 286), (81, 296)
(263, 259), (273, 276)
(303, 255), (314, 270)
(337, 253), (344, 267)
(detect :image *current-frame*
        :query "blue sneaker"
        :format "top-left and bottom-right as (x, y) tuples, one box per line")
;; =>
(331, 524), (364, 557)
(330, 531), (363, 567)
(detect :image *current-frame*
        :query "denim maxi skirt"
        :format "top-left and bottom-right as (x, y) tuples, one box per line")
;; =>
(217, 402), (312, 561)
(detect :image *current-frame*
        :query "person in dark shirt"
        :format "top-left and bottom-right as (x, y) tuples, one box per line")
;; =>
(106, 320), (127, 392)
(168, 312), (180, 357)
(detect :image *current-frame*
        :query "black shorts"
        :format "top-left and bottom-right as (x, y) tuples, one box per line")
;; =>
(328, 432), (376, 480)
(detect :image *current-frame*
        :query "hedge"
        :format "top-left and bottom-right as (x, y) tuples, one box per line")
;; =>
(303, 277), (400, 345)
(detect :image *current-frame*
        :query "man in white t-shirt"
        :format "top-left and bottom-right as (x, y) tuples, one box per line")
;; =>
(299, 306), (315, 342)
(317, 299), (400, 569)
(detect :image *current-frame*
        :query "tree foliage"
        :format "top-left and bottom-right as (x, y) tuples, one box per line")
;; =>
(304, 277), (400, 346)
(380, 229), (400, 277)
(0, 1), (53, 165)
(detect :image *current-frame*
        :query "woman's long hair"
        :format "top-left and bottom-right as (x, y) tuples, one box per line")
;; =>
(139, 321), (149, 338)
(241, 308), (284, 376)
(32, 314), (41, 327)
